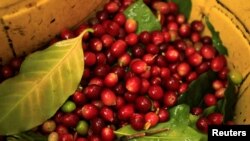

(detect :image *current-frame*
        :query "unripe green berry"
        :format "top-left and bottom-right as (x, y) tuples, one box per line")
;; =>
(61, 100), (76, 113)
(76, 120), (89, 135)
(229, 70), (243, 85)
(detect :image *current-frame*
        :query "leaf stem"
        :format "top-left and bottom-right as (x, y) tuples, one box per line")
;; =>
(79, 28), (94, 39)
(145, 127), (169, 135)
(117, 128), (170, 140)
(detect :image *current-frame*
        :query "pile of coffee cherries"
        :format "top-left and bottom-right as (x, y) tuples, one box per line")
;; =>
(0, 0), (235, 140)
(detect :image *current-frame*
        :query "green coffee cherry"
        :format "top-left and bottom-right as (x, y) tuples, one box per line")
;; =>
(42, 120), (56, 133)
(229, 70), (243, 85)
(76, 120), (89, 135)
(48, 132), (59, 141)
(61, 100), (76, 113)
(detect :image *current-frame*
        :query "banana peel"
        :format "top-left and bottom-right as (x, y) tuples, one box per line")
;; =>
(189, 0), (250, 124)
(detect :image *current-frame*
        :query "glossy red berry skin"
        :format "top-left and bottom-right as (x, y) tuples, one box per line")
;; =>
(211, 56), (226, 72)
(164, 47), (180, 62)
(163, 77), (180, 91)
(130, 113), (145, 130)
(94, 65), (111, 78)
(179, 24), (191, 37)
(62, 113), (79, 127)
(96, 52), (107, 65)
(118, 104), (135, 121)
(96, 10), (109, 22)
(124, 92), (137, 102)
(93, 24), (106, 37)
(100, 106), (115, 123)
(188, 52), (203, 66)
(1, 65), (14, 79)
(104, 1), (119, 13)
(186, 71), (198, 83)
(185, 46), (196, 56)
(111, 40), (127, 57)
(150, 66), (161, 77)
(131, 45), (145, 58)
(142, 54), (156, 66)
(74, 24), (89, 38)
(204, 94), (217, 107)
(163, 91), (177, 107)
(167, 21), (178, 31)
(113, 12), (126, 26)
(126, 76), (142, 94)
(106, 21), (120, 37)
(104, 73), (118, 87)
(72, 91), (86, 106)
(101, 34), (114, 48)
(207, 112), (224, 125)
(152, 1), (170, 14)
(140, 79), (150, 94)
(83, 84), (102, 100)
(81, 104), (99, 120)
(9, 57), (23, 71)
(168, 2), (178, 14)
(212, 80), (224, 90)
(116, 96), (125, 110)
(139, 31), (151, 44)
(191, 107), (203, 116)
(148, 85), (164, 100)
(130, 59), (148, 74)
(84, 51), (97, 66)
(101, 127), (115, 141)
(146, 44), (160, 55)
(125, 33), (138, 46)
(200, 45), (216, 60)
(191, 20), (204, 33)
(60, 29), (75, 39)
(55, 125), (68, 135)
(89, 77), (104, 87)
(151, 31), (164, 45)
(90, 117), (106, 134)
(145, 112), (159, 129)
(101, 88), (117, 106)
(118, 53), (131, 67)
(90, 38), (103, 52)
(59, 133), (74, 141)
(75, 138), (88, 141)
(125, 18), (137, 33)
(215, 87), (225, 99)
(196, 117), (209, 133)
(158, 109), (170, 122)
(135, 96), (152, 113)
(177, 62), (191, 77)
(88, 135), (102, 141)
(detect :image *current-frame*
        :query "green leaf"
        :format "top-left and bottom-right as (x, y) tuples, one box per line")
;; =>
(170, 0), (192, 19)
(124, 0), (161, 34)
(6, 131), (47, 141)
(115, 104), (207, 141)
(205, 17), (228, 55)
(0, 29), (92, 135)
(217, 78), (237, 121)
(168, 104), (190, 125)
(178, 71), (216, 107)
(203, 106), (216, 117)
(189, 114), (200, 129)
